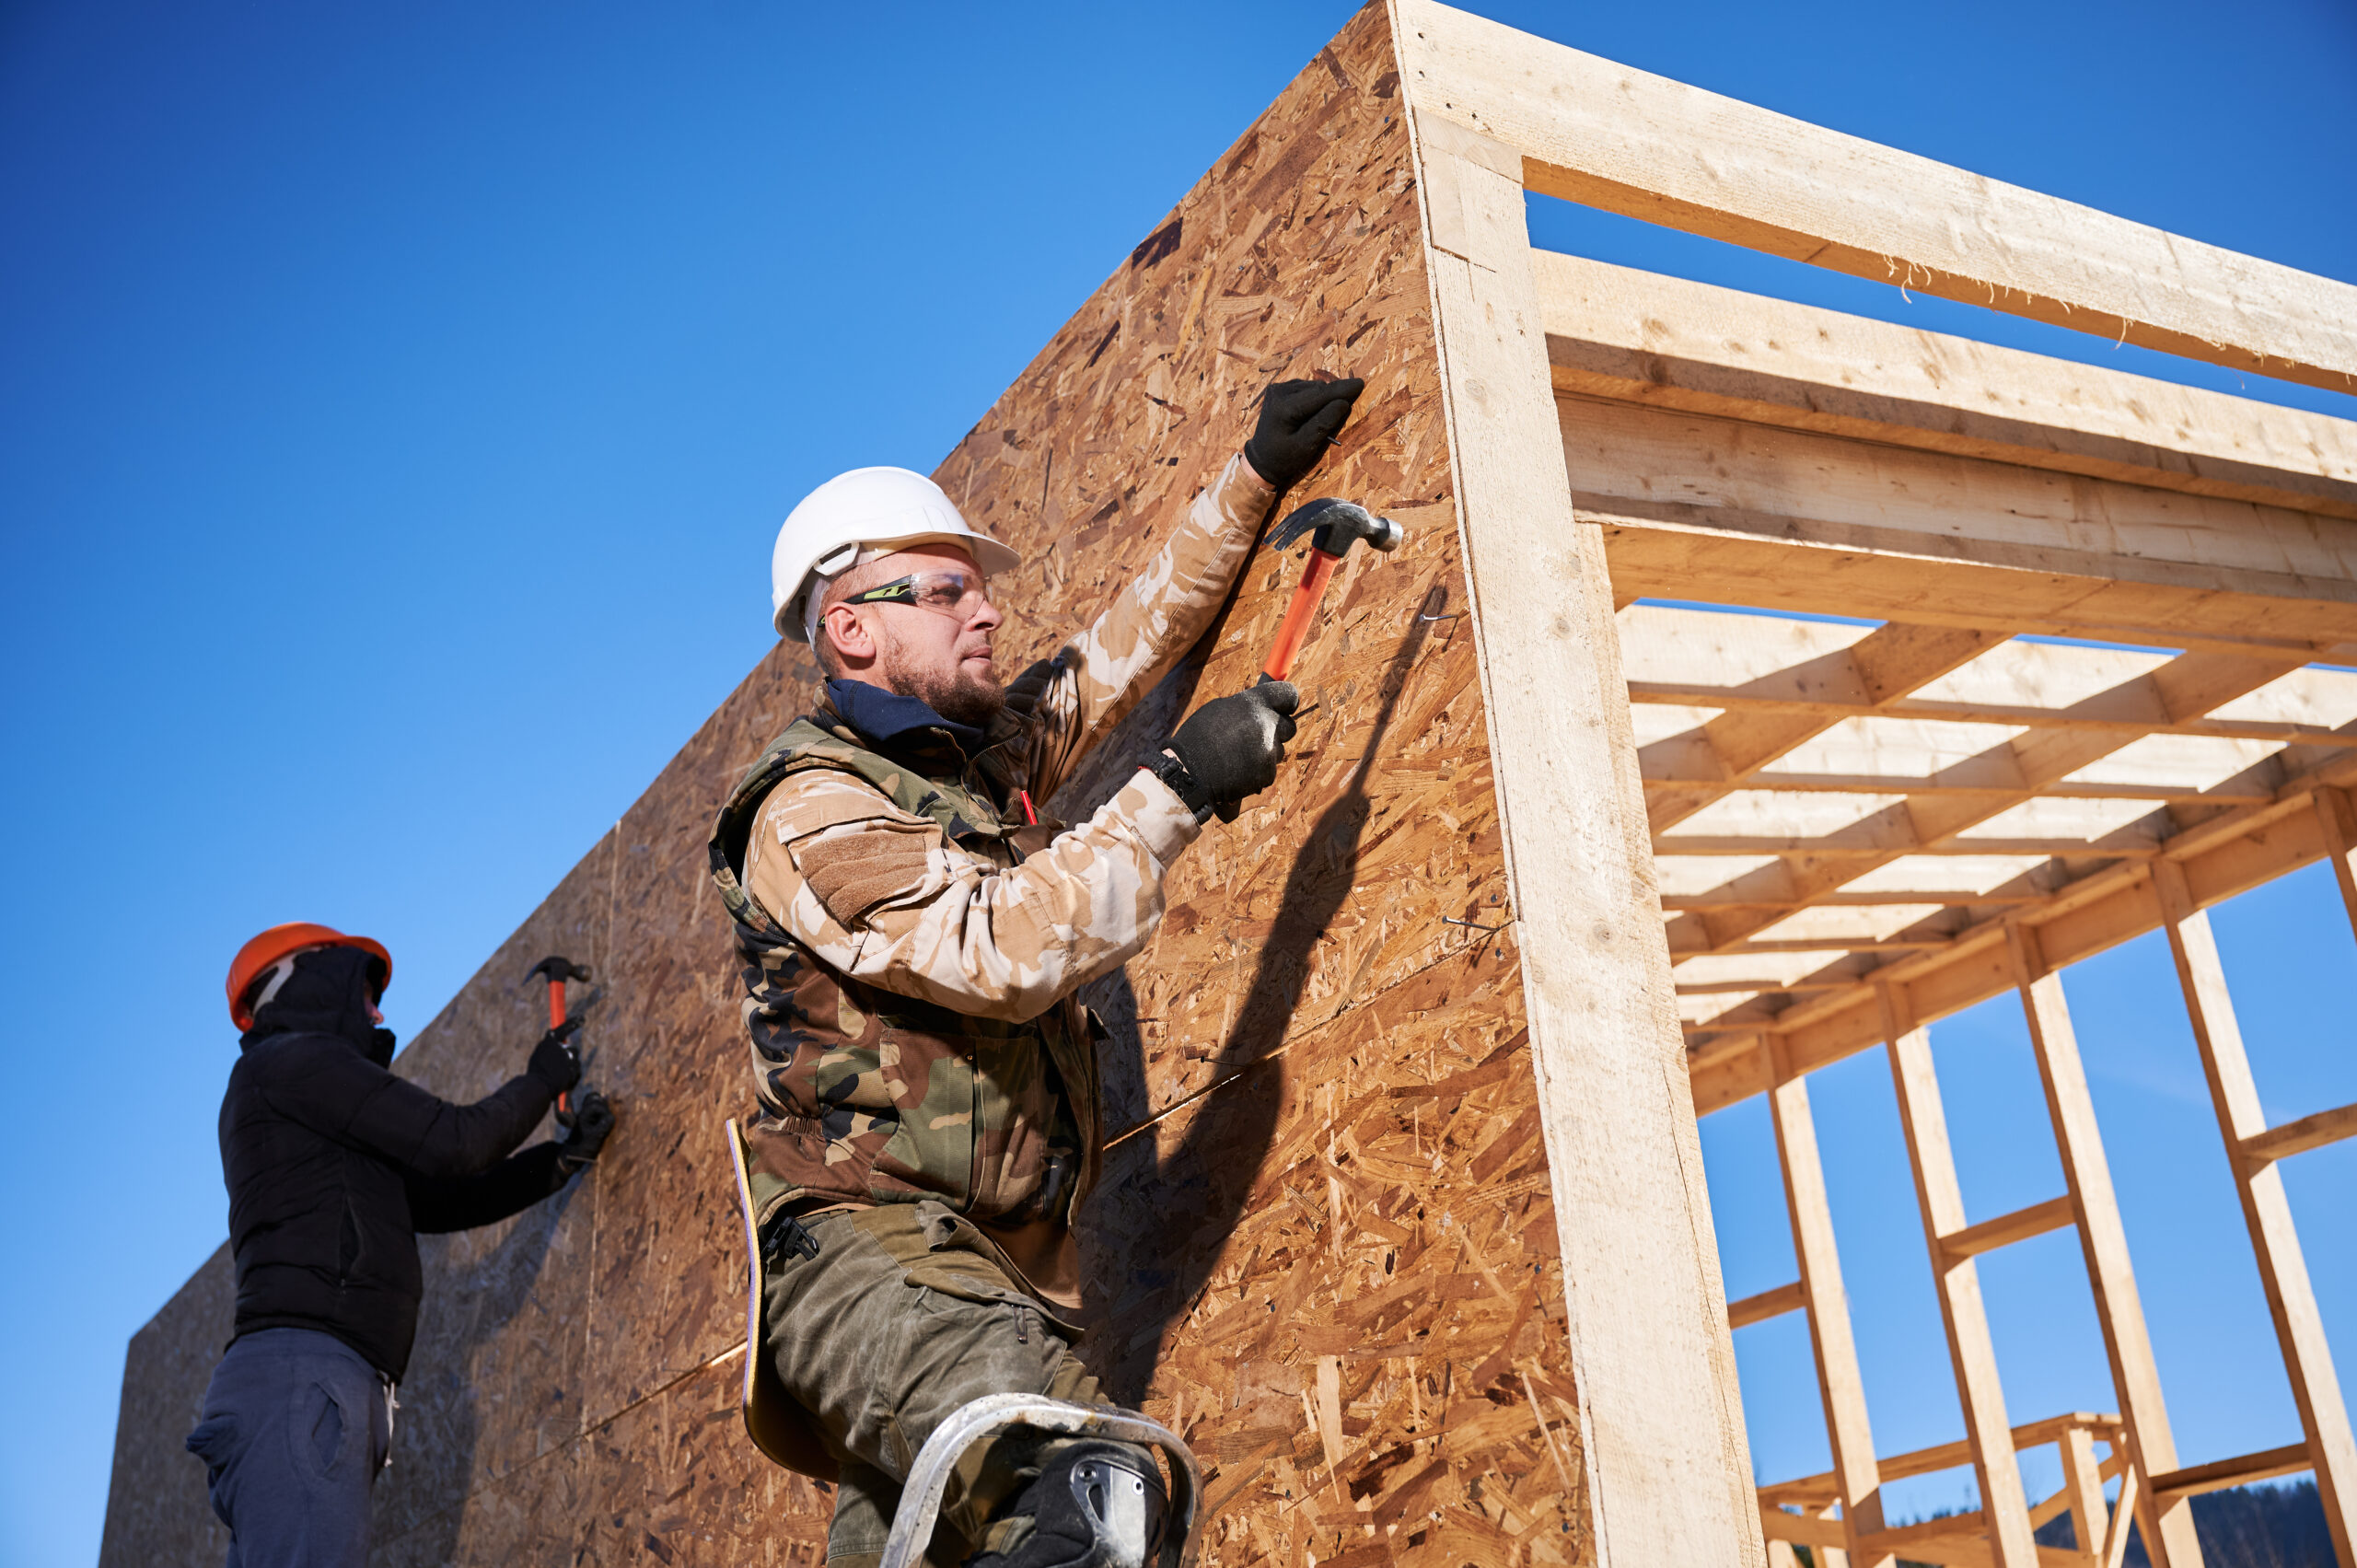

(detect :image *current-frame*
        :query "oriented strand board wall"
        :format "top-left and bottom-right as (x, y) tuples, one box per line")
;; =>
(101, 6), (1589, 1563)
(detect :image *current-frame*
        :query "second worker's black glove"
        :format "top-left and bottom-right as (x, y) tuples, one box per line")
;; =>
(1149, 681), (1300, 823)
(528, 1024), (583, 1096)
(1244, 377), (1365, 491)
(556, 1089), (616, 1175)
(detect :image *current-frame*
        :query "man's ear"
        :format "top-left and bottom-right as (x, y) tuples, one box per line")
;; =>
(822, 604), (876, 668)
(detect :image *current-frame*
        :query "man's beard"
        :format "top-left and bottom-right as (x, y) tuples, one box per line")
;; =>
(882, 640), (1005, 728)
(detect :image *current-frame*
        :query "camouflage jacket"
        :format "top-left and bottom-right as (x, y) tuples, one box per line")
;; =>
(709, 452), (1275, 1229)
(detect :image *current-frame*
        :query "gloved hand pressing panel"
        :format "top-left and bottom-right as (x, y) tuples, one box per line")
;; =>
(1147, 681), (1300, 823)
(528, 1026), (583, 1096)
(556, 1089), (616, 1176)
(1244, 377), (1365, 491)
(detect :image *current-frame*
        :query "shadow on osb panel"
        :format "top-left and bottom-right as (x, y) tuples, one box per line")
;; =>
(370, 1179), (575, 1560)
(1085, 587), (1444, 1406)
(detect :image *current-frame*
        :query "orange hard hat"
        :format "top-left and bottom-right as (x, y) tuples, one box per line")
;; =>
(226, 922), (393, 1030)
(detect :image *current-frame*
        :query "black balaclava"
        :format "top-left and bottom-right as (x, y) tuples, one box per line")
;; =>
(242, 944), (397, 1066)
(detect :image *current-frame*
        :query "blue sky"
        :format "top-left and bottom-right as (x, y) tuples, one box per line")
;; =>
(3, 1), (2352, 1562)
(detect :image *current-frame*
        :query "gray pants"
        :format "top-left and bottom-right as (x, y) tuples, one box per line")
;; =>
(764, 1202), (1102, 1567)
(185, 1327), (391, 1568)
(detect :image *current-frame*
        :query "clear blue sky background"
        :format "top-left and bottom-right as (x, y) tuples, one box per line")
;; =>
(4, 1), (2353, 1562)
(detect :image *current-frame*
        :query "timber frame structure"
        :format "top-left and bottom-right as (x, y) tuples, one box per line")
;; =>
(102, 5), (2356, 1566)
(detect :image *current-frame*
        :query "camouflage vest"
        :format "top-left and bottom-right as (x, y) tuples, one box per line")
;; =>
(708, 712), (1098, 1230)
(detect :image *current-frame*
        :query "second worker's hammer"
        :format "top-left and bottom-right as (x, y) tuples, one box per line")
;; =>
(527, 955), (593, 1124)
(1260, 497), (1403, 683)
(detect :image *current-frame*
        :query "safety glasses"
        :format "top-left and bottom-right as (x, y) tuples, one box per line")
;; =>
(843, 569), (991, 621)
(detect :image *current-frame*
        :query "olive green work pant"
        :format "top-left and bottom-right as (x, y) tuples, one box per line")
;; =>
(762, 1202), (1100, 1568)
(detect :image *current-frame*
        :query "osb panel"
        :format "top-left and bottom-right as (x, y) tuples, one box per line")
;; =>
(1081, 951), (1587, 1568)
(106, 5), (1588, 1562)
(373, 1357), (835, 1568)
(97, 1246), (233, 1568)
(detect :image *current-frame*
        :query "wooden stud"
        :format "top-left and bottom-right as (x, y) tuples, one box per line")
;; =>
(2006, 923), (2201, 1568)
(1878, 985), (2042, 1568)
(2057, 1424), (2111, 1568)
(2153, 857), (2357, 1568)
(1403, 95), (1763, 1565)
(1762, 1036), (1892, 1566)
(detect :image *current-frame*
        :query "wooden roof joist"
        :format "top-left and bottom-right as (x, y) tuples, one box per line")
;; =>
(1399, 0), (2357, 394)
(1689, 765), (2357, 1111)
(1620, 605), (2357, 749)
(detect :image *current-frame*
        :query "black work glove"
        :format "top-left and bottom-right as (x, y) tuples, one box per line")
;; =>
(528, 1024), (583, 1097)
(556, 1089), (615, 1175)
(1244, 377), (1365, 490)
(1150, 681), (1300, 823)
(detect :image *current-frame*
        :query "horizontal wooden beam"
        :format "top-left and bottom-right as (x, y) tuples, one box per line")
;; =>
(1631, 688), (2357, 755)
(1760, 1411), (2125, 1506)
(1535, 250), (2357, 521)
(1758, 1506), (1849, 1551)
(1573, 401), (2357, 653)
(1399, 0), (2357, 392)
(1666, 890), (2045, 911)
(2243, 1100), (2357, 1166)
(1728, 1279), (1807, 1330)
(1942, 1196), (2077, 1261)
(2150, 1441), (2315, 1501)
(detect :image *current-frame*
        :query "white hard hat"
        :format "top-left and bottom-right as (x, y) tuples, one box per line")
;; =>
(770, 466), (1022, 643)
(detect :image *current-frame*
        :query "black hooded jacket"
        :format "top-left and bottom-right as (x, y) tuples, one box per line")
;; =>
(219, 946), (570, 1379)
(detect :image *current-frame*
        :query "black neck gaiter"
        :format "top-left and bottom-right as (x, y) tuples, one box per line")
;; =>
(241, 945), (397, 1065)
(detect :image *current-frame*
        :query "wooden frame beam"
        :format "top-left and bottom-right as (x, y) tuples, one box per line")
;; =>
(1671, 647), (2304, 958)
(1727, 1279), (1806, 1330)
(1534, 250), (2357, 522)
(2008, 925), (2200, 1568)
(2154, 858), (2357, 1566)
(2242, 1101), (2357, 1167)
(1940, 1196), (2077, 1263)
(1602, 519), (2357, 661)
(2151, 1443), (2319, 1504)
(1397, 0), (2357, 392)
(1692, 753), (2357, 1110)
(1881, 987), (2042, 1568)
(1763, 1037), (1892, 1564)
(1404, 97), (1763, 1563)
(2317, 785), (2357, 950)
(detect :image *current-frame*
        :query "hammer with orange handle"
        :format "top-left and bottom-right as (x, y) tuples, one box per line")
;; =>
(1260, 497), (1403, 683)
(527, 955), (595, 1126)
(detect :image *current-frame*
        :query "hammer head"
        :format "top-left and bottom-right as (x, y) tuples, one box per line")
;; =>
(1266, 497), (1403, 558)
(528, 956), (592, 987)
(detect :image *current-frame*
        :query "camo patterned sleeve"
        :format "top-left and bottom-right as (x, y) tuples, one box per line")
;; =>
(743, 766), (1203, 1023)
(1000, 451), (1273, 802)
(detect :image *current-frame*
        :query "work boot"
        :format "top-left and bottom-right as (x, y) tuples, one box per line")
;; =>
(966, 1440), (1167, 1568)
